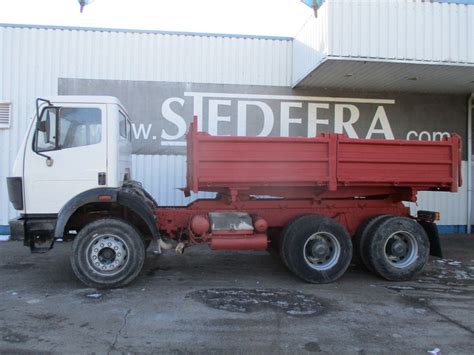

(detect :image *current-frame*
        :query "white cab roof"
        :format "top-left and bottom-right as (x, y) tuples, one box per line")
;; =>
(42, 95), (129, 117)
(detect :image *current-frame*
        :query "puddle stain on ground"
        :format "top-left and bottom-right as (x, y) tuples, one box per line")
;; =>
(386, 259), (474, 296)
(188, 288), (325, 316)
(304, 342), (322, 352)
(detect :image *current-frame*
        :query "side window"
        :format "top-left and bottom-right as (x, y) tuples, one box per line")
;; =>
(59, 108), (102, 149)
(119, 111), (127, 139)
(126, 119), (132, 142)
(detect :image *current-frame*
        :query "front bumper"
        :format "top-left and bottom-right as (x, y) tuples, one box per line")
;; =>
(9, 217), (25, 241)
(9, 216), (57, 246)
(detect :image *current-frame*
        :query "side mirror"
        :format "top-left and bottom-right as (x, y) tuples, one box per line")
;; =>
(36, 120), (47, 132)
(35, 106), (59, 152)
(43, 111), (52, 143)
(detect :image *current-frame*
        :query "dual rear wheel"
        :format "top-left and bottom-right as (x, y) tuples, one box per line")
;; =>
(281, 215), (353, 283)
(357, 215), (430, 281)
(280, 214), (430, 283)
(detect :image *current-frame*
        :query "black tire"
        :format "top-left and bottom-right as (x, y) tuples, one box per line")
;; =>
(71, 218), (146, 289)
(364, 216), (429, 281)
(281, 215), (352, 283)
(280, 216), (305, 269)
(354, 214), (391, 272)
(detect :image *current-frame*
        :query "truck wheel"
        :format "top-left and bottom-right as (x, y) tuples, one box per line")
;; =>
(364, 216), (429, 281)
(281, 215), (352, 283)
(71, 218), (145, 289)
(353, 214), (390, 272)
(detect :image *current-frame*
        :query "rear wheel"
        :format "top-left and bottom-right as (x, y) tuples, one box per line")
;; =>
(281, 215), (352, 283)
(71, 218), (146, 288)
(364, 216), (429, 281)
(353, 214), (391, 272)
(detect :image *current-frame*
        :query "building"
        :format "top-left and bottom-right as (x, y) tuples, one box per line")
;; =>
(0, 0), (473, 235)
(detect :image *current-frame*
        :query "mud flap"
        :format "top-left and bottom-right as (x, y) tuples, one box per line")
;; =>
(418, 220), (443, 258)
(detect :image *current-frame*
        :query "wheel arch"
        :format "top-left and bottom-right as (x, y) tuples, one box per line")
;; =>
(54, 188), (159, 241)
(418, 220), (443, 258)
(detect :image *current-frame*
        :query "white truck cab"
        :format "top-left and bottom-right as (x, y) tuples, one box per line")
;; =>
(8, 97), (160, 266)
(8, 96), (163, 288)
(10, 96), (132, 215)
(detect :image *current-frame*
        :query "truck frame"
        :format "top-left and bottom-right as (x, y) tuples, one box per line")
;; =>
(7, 96), (462, 288)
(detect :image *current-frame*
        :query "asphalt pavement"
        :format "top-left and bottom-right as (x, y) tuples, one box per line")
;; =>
(0, 235), (473, 354)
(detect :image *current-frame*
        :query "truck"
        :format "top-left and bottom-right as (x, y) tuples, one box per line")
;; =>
(7, 96), (462, 288)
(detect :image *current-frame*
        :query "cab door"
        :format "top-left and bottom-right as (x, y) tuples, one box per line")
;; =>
(24, 103), (107, 214)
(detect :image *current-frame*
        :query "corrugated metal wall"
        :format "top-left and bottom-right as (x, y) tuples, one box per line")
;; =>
(292, 12), (328, 84)
(0, 25), (292, 224)
(132, 155), (215, 206)
(293, 0), (474, 85)
(407, 162), (468, 226)
(329, 0), (474, 62)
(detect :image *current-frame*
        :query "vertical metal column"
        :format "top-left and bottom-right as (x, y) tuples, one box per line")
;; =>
(467, 93), (473, 234)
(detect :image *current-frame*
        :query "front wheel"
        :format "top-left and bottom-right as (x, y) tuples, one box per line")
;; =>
(71, 218), (146, 289)
(281, 215), (352, 283)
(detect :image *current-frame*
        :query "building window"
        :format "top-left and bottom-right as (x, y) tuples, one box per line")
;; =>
(0, 102), (11, 129)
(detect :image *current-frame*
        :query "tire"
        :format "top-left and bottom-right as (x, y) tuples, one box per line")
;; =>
(281, 215), (352, 283)
(353, 214), (391, 272)
(71, 218), (146, 289)
(364, 216), (429, 281)
(280, 216), (305, 269)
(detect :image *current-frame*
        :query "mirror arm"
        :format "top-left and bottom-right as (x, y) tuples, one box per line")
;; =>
(36, 98), (52, 121)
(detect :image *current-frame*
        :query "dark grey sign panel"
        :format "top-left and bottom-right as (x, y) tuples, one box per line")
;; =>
(59, 78), (467, 157)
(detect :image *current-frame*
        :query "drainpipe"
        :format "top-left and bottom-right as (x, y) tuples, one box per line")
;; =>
(467, 93), (473, 234)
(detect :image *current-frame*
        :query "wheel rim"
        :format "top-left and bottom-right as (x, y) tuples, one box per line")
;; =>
(383, 231), (418, 268)
(303, 232), (341, 271)
(86, 234), (129, 275)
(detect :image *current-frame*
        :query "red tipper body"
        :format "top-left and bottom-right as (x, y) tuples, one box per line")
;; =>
(157, 116), (462, 245)
(186, 117), (462, 198)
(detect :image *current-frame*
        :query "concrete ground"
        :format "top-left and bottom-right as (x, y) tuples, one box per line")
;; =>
(0, 235), (473, 354)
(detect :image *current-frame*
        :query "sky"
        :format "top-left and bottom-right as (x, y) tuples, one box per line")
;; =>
(0, 0), (313, 37)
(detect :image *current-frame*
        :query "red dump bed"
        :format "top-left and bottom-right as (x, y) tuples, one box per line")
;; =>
(186, 118), (462, 195)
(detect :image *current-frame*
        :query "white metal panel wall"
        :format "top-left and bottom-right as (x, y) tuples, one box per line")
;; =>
(0, 25), (292, 224)
(407, 162), (468, 226)
(329, 0), (474, 63)
(132, 155), (215, 206)
(292, 7), (329, 84)
(293, 0), (474, 86)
